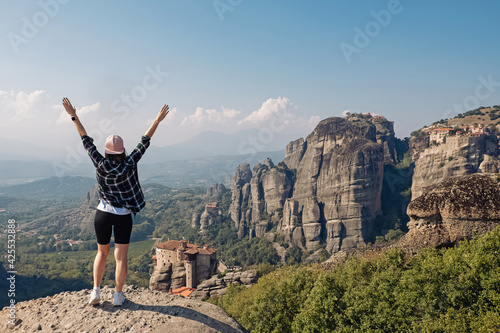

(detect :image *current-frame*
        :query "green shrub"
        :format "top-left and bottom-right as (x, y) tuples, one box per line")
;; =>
(218, 228), (500, 332)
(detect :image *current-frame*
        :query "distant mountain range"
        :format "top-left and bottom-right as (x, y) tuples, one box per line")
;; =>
(142, 128), (291, 163)
(0, 129), (287, 187)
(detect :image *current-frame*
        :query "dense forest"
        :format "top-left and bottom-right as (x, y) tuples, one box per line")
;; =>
(209, 227), (500, 332)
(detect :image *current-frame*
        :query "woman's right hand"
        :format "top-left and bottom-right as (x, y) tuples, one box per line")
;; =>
(155, 105), (169, 123)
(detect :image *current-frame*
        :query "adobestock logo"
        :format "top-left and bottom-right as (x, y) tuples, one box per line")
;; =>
(340, 0), (412, 64)
(7, 0), (71, 54)
(207, 107), (294, 185)
(111, 65), (169, 120)
(213, 0), (244, 21)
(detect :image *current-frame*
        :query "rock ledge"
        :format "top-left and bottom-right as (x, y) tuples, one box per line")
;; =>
(1, 285), (246, 333)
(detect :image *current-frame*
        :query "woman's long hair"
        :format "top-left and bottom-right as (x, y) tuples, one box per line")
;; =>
(105, 150), (127, 165)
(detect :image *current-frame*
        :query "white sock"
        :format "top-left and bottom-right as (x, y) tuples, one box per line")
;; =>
(93, 287), (101, 294)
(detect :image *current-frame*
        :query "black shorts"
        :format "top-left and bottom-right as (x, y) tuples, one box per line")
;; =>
(94, 210), (133, 245)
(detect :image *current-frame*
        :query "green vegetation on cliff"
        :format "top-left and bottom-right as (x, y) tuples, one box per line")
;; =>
(210, 227), (500, 332)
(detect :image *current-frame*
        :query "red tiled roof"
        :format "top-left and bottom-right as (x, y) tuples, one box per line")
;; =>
(430, 128), (453, 131)
(156, 240), (216, 255)
(156, 240), (194, 251)
(197, 248), (216, 255)
(171, 287), (196, 297)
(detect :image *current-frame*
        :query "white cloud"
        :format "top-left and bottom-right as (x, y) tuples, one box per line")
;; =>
(0, 90), (52, 121)
(342, 109), (350, 117)
(172, 97), (316, 139)
(238, 97), (297, 125)
(180, 106), (241, 128)
(308, 115), (321, 129)
(0, 90), (100, 126)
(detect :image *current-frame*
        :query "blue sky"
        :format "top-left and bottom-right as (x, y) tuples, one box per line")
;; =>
(1, 0), (500, 155)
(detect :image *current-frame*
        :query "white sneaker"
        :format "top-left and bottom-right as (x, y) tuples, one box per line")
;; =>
(113, 291), (125, 307)
(89, 288), (100, 306)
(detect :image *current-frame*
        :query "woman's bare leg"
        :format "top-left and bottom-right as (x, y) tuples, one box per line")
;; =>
(93, 243), (110, 287)
(114, 243), (129, 293)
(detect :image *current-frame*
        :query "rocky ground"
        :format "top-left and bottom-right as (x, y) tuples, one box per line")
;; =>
(1, 285), (246, 333)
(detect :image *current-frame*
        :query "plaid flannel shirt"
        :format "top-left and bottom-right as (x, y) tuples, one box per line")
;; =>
(82, 135), (150, 213)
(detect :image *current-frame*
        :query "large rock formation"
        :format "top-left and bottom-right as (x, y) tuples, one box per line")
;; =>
(192, 183), (226, 230)
(284, 117), (384, 252)
(403, 174), (500, 252)
(149, 262), (173, 292)
(229, 116), (392, 253)
(206, 183), (227, 202)
(229, 160), (293, 238)
(228, 163), (253, 237)
(411, 131), (500, 200)
(372, 118), (398, 165)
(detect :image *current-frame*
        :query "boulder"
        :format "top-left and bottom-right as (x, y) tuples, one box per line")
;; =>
(403, 174), (500, 251)
(149, 263), (172, 292)
(170, 262), (186, 290)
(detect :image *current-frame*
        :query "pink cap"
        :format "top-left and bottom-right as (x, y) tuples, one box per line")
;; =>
(105, 135), (124, 155)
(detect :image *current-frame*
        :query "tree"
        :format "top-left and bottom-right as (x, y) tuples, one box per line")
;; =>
(285, 245), (303, 265)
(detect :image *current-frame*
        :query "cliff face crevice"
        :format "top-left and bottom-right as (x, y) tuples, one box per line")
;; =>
(229, 116), (394, 253)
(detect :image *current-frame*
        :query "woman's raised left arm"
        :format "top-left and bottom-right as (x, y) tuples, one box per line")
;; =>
(62, 97), (87, 137)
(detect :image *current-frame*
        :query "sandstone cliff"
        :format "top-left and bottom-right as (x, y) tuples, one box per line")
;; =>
(228, 160), (293, 238)
(228, 115), (396, 253)
(410, 131), (500, 199)
(1, 285), (246, 333)
(324, 174), (500, 267)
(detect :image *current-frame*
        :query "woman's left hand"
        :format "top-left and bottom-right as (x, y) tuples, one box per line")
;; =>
(62, 97), (76, 117)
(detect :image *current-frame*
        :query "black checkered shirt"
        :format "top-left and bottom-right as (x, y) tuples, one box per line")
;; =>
(82, 135), (150, 213)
